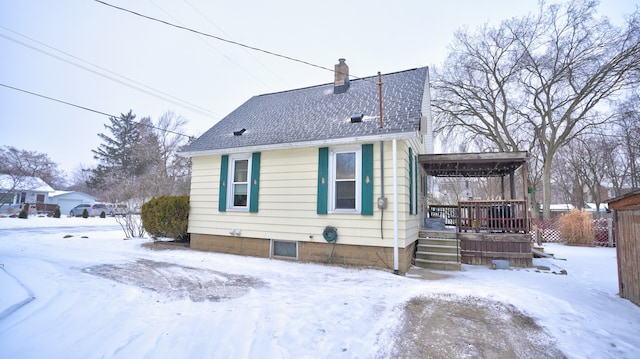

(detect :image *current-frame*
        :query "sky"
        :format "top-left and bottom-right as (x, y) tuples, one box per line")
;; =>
(0, 0), (637, 182)
(1, 216), (639, 358)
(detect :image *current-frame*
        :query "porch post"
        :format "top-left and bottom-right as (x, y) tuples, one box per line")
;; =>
(510, 170), (516, 199)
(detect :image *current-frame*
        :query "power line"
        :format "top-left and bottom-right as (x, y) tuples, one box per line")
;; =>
(0, 83), (193, 139)
(92, 1), (399, 90)
(94, 0), (345, 78)
(147, 0), (274, 90)
(181, 0), (286, 83)
(0, 26), (221, 119)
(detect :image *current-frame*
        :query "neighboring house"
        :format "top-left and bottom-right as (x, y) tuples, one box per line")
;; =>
(549, 204), (575, 217)
(606, 189), (640, 307)
(48, 191), (96, 215)
(0, 174), (54, 215)
(180, 60), (433, 274)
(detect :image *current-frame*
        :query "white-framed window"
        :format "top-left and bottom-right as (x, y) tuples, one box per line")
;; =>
(271, 239), (298, 259)
(328, 146), (361, 214)
(227, 154), (251, 211)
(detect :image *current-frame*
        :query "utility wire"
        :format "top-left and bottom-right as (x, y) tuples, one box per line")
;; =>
(0, 26), (221, 119)
(94, 0), (367, 81)
(181, 0), (285, 83)
(147, 0), (274, 90)
(0, 83), (194, 139)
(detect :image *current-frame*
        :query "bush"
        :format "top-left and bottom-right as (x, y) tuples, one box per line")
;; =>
(100, 211), (106, 218)
(82, 208), (89, 218)
(141, 196), (189, 241)
(53, 207), (61, 218)
(559, 209), (594, 246)
(18, 208), (28, 219)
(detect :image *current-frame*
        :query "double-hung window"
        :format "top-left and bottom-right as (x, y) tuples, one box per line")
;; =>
(317, 144), (373, 215)
(329, 147), (361, 213)
(229, 155), (250, 209)
(219, 152), (261, 213)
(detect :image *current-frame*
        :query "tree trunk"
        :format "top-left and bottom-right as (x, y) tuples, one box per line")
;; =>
(542, 157), (553, 220)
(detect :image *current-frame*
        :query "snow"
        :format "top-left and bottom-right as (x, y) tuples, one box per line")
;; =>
(1, 216), (639, 358)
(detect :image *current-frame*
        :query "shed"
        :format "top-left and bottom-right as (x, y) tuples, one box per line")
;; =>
(607, 190), (640, 307)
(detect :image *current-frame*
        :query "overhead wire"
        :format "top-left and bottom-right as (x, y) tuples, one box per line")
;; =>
(92, 0), (421, 116)
(181, 0), (286, 83)
(0, 82), (194, 139)
(147, 0), (274, 90)
(0, 25), (222, 119)
(93, 0), (377, 84)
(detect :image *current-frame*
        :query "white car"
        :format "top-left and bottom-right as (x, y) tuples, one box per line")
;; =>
(69, 204), (107, 217)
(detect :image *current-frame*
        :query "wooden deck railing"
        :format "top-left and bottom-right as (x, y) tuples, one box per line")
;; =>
(457, 200), (529, 233)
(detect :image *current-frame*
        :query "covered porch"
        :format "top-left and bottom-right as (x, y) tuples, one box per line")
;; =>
(417, 152), (533, 268)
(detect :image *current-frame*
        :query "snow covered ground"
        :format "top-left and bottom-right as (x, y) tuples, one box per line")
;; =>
(1, 216), (639, 358)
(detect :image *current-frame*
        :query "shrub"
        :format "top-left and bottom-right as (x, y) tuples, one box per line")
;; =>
(559, 209), (594, 246)
(82, 208), (89, 218)
(141, 196), (189, 241)
(53, 207), (61, 218)
(18, 208), (28, 219)
(100, 211), (106, 218)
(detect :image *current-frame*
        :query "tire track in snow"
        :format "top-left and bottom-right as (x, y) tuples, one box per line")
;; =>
(0, 263), (36, 321)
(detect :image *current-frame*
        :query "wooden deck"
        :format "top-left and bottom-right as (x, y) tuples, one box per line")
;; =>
(422, 201), (533, 268)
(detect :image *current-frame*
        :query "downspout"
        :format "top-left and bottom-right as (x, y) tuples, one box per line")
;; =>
(380, 141), (385, 239)
(378, 71), (386, 240)
(392, 139), (399, 275)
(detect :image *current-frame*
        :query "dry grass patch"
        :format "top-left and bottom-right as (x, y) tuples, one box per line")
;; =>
(559, 209), (595, 246)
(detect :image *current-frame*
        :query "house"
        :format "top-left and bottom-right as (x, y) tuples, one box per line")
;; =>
(606, 190), (640, 307)
(0, 174), (55, 215)
(180, 60), (433, 274)
(48, 191), (96, 216)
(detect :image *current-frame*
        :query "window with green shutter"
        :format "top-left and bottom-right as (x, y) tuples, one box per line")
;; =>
(219, 152), (260, 212)
(317, 144), (373, 215)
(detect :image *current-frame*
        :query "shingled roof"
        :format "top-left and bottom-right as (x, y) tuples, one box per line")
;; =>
(182, 66), (428, 156)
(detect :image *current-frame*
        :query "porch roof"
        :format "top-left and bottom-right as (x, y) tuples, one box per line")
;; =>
(418, 152), (528, 177)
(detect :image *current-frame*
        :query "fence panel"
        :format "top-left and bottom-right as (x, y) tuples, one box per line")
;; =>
(531, 216), (614, 247)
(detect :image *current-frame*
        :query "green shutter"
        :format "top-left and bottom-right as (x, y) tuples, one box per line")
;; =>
(409, 147), (414, 215)
(361, 144), (374, 215)
(317, 147), (329, 215)
(249, 152), (261, 213)
(218, 155), (228, 212)
(414, 153), (419, 216)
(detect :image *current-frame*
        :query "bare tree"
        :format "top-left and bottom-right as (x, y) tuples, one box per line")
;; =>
(432, 0), (640, 218)
(0, 146), (65, 188)
(611, 93), (640, 192)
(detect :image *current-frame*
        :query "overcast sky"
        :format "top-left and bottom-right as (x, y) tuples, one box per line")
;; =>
(0, 0), (637, 180)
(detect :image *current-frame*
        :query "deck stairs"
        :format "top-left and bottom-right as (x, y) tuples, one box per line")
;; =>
(415, 230), (462, 271)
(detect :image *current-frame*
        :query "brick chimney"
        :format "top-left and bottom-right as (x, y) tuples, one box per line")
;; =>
(334, 58), (350, 94)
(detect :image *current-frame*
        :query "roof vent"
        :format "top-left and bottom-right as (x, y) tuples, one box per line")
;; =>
(334, 58), (350, 94)
(350, 114), (364, 123)
(233, 128), (246, 136)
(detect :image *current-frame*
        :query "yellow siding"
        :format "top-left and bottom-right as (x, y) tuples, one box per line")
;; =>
(188, 140), (421, 248)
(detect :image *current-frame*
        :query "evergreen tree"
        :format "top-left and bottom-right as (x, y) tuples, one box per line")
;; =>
(88, 110), (150, 190)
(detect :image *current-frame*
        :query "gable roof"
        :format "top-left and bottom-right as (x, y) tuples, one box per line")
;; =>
(181, 67), (429, 156)
(0, 174), (54, 192)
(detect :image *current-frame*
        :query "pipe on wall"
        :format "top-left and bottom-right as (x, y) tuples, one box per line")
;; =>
(392, 139), (398, 274)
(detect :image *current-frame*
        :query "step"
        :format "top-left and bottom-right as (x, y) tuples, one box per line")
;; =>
(417, 243), (459, 254)
(416, 251), (459, 262)
(419, 230), (457, 239)
(414, 258), (462, 271)
(418, 237), (458, 247)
